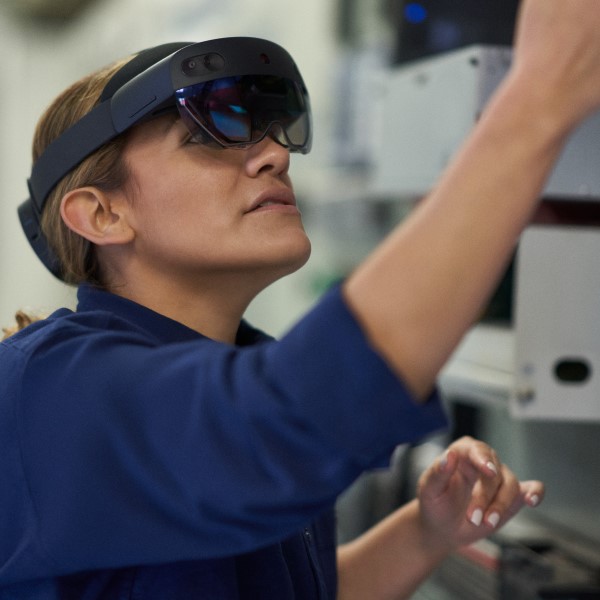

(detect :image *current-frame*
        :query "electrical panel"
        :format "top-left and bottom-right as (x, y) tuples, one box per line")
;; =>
(512, 226), (600, 421)
(371, 45), (600, 202)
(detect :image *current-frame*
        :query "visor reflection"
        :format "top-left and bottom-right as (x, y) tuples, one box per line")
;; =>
(176, 75), (311, 151)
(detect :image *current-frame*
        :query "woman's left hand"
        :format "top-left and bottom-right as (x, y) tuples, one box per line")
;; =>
(416, 436), (544, 550)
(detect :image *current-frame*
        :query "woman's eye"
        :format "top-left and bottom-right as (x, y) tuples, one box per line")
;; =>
(184, 129), (221, 148)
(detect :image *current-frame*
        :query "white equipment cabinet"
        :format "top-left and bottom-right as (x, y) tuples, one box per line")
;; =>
(512, 226), (600, 420)
(371, 45), (600, 202)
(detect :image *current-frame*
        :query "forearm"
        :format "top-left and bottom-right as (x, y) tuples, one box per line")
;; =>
(337, 499), (449, 600)
(336, 437), (545, 600)
(342, 72), (574, 398)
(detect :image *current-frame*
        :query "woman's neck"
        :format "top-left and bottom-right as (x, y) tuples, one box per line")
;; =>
(106, 272), (264, 344)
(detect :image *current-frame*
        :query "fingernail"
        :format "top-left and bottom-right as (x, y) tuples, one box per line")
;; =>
(470, 508), (483, 527)
(486, 461), (498, 475)
(529, 494), (540, 507)
(487, 512), (500, 528)
(439, 452), (449, 470)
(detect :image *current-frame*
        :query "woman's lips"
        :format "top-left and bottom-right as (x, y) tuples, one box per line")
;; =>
(246, 189), (299, 214)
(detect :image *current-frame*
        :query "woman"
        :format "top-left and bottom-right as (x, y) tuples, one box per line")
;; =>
(4, 0), (600, 597)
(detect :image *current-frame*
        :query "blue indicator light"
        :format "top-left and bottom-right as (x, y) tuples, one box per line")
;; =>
(405, 3), (427, 24)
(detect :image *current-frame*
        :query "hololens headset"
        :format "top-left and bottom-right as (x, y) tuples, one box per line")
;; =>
(19, 37), (312, 280)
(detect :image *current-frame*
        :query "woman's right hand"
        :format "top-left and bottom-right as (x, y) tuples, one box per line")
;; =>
(511, 0), (600, 128)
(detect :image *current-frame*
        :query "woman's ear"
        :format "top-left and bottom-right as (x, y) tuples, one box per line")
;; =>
(60, 187), (135, 246)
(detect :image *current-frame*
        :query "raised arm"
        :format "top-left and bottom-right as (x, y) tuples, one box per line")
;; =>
(343, 0), (600, 398)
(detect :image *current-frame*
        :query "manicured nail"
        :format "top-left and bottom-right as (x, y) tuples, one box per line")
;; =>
(487, 512), (500, 528)
(529, 494), (540, 507)
(486, 461), (498, 475)
(439, 452), (448, 470)
(470, 509), (483, 527)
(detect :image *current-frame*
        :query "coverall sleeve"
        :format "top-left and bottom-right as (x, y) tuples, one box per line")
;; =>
(13, 286), (447, 577)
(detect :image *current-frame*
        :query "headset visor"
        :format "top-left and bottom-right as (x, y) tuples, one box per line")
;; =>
(176, 75), (311, 152)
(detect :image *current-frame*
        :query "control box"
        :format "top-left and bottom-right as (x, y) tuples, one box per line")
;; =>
(512, 226), (600, 421)
(371, 45), (600, 201)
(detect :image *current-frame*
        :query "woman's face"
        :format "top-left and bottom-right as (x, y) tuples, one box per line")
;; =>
(118, 114), (311, 287)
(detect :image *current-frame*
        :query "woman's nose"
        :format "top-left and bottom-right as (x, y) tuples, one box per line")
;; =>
(244, 134), (291, 178)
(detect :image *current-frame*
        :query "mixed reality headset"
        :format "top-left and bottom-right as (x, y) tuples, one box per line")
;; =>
(19, 37), (312, 280)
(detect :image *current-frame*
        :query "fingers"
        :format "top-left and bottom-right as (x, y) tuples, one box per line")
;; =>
(418, 438), (500, 505)
(451, 436), (501, 480)
(508, 480), (545, 516)
(466, 464), (520, 529)
(437, 437), (545, 530)
(513, 0), (600, 123)
(522, 480), (544, 509)
(465, 465), (545, 531)
(418, 446), (483, 501)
